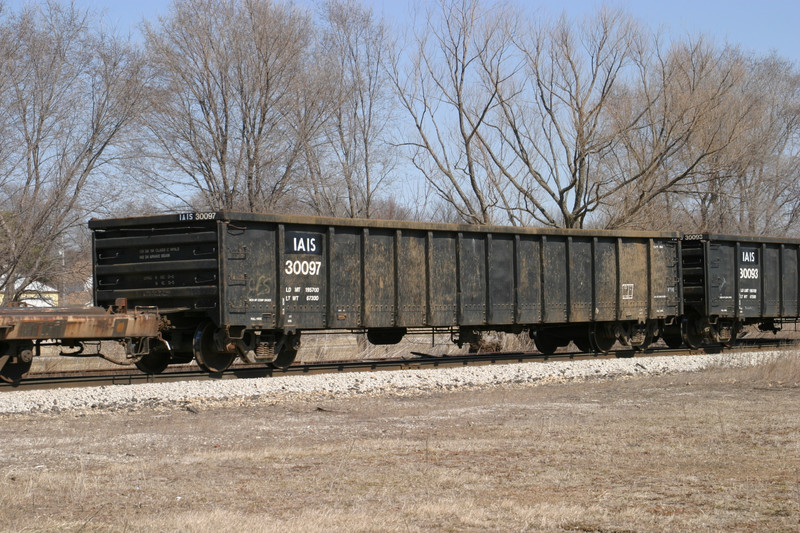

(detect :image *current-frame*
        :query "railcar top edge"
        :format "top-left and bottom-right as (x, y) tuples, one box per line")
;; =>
(89, 211), (681, 240)
(683, 232), (800, 245)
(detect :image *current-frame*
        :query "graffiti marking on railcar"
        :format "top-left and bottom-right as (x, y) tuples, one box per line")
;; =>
(248, 275), (271, 295)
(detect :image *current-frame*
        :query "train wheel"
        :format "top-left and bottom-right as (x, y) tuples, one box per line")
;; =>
(271, 346), (297, 369)
(590, 325), (616, 353)
(573, 334), (593, 353)
(193, 322), (236, 373)
(532, 332), (559, 355)
(0, 342), (33, 384)
(681, 317), (704, 349)
(135, 348), (170, 375)
(270, 333), (300, 369)
(0, 356), (32, 384)
(662, 325), (683, 349)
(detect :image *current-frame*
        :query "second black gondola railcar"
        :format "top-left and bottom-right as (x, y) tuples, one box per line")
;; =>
(681, 233), (800, 346)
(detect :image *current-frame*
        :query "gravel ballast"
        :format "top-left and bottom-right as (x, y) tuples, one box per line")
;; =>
(0, 351), (788, 415)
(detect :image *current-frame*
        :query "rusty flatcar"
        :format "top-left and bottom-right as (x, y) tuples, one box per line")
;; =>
(90, 212), (684, 373)
(0, 300), (160, 383)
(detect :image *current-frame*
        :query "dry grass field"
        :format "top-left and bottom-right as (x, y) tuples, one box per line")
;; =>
(2, 354), (799, 532)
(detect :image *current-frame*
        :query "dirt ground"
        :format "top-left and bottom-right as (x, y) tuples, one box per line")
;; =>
(1, 358), (799, 532)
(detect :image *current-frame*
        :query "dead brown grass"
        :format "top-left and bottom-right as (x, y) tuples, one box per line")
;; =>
(2, 354), (799, 532)
(700, 351), (800, 387)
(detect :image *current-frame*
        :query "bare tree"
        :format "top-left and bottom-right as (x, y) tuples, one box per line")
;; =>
(142, 0), (318, 212)
(479, 10), (753, 230)
(389, 0), (517, 225)
(476, 7), (641, 228)
(392, 3), (793, 231)
(0, 2), (146, 304)
(598, 38), (756, 229)
(679, 54), (800, 235)
(304, 0), (396, 219)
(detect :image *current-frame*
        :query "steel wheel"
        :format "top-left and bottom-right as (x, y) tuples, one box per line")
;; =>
(662, 325), (683, 349)
(193, 322), (236, 373)
(682, 317), (704, 349)
(271, 345), (298, 369)
(532, 332), (559, 355)
(591, 324), (616, 353)
(270, 333), (299, 369)
(0, 342), (33, 384)
(135, 348), (170, 375)
(0, 356), (31, 384)
(573, 334), (593, 353)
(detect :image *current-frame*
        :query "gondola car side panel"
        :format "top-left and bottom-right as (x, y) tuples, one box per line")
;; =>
(220, 223), (277, 330)
(397, 231), (427, 327)
(329, 227), (362, 329)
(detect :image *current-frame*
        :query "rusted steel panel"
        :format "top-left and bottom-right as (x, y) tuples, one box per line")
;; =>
(781, 246), (798, 317)
(706, 241), (737, 317)
(329, 228), (361, 328)
(458, 233), (487, 326)
(428, 233), (457, 326)
(488, 234), (514, 324)
(0, 307), (159, 341)
(363, 229), (395, 327)
(542, 237), (568, 323)
(516, 236), (541, 323)
(567, 237), (593, 323)
(397, 231), (426, 327)
(219, 224), (277, 330)
(650, 240), (681, 318)
(618, 240), (649, 322)
(93, 221), (221, 318)
(763, 245), (781, 316)
(593, 238), (617, 322)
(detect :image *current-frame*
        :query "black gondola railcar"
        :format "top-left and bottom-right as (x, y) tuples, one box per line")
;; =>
(90, 212), (683, 373)
(680, 233), (800, 347)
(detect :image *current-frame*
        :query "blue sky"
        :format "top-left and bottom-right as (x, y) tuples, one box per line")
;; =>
(6, 0), (798, 63)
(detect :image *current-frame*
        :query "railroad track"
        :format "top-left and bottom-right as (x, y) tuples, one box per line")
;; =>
(2, 337), (794, 392)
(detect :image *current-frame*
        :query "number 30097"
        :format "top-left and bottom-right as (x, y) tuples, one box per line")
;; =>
(285, 260), (322, 276)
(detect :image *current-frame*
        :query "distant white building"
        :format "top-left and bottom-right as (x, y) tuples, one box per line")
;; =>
(0, 279), (59, 307)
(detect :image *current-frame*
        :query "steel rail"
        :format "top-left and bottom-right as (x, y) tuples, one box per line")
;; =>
(1, 337), (794, 392)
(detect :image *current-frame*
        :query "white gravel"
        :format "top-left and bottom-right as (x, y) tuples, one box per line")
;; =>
(0, 351), (789, 415)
